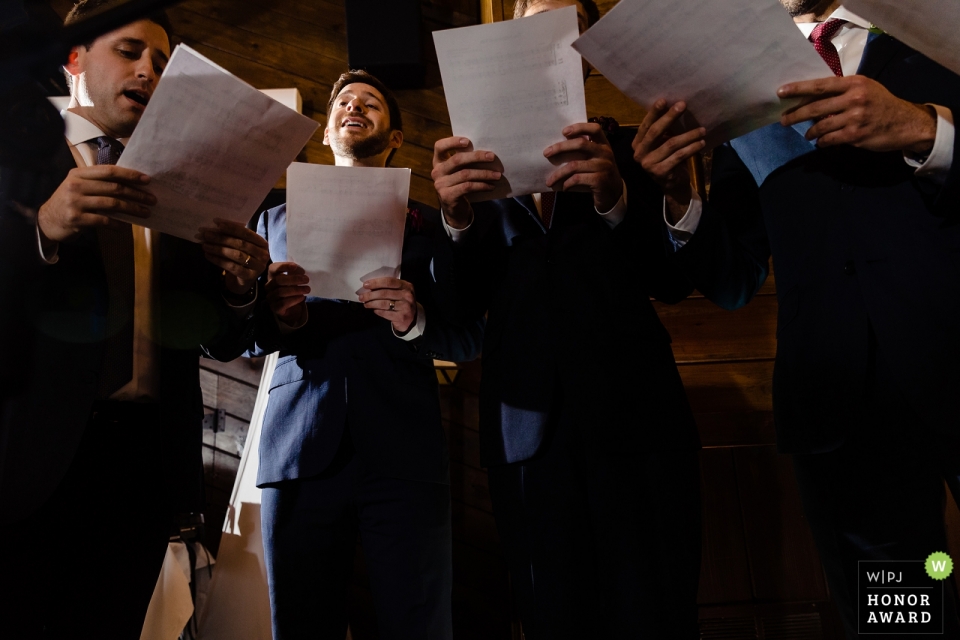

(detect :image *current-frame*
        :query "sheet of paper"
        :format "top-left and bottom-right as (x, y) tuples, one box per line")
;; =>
(115, 44), (319, 241)
(572, 0), (832, 148)
(844, 0), (960, 77)
(286, 163), (410, 302)
(433, 6), (587, 200)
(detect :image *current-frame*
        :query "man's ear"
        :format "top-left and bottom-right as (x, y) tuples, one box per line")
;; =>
(64, 48), (82, 77)
(322, 126), (330, 146)
(389, 130), (403, 150)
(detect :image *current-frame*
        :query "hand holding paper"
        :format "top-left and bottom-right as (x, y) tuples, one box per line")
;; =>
(572, 0), (832, 148)
(286, 163), (410, 302)
(115, 44), (319, 241)
(433, 6), (588, 200)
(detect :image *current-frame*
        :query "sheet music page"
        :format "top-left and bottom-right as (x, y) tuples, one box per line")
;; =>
(844, 0), (960, 77)
(433, 6), (587, 200)
(286, 163), (410, 302)
(115, 44), (319, 240)
(572, 0), (832, 148)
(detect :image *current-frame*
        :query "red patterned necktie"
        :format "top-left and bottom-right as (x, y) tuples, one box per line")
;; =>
(810, 19), (847, 77)
(539, 191), (556, 230)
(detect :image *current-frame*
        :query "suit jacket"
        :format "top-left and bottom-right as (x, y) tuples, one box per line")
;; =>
(674, 33), (960, 454)
(251, 202), (484, 487)
(0, 142), (256, 523)
(449, 126), (700, 468)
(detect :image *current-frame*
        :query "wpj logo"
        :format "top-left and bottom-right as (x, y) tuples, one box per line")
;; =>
(858, 553), (952, 634)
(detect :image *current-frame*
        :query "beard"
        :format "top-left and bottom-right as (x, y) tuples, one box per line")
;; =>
(328, 124), (393, 161)
(779, 0), (832, 17)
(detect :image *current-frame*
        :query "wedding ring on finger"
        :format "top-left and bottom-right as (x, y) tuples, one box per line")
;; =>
(243, 253), (252, 267)
(389, 301), (396, 311)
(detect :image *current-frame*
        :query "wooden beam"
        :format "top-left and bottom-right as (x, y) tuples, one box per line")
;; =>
(480, 0), (504, 24)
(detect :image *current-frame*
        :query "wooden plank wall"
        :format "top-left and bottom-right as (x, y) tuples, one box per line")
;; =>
(47, 0), (960, 638)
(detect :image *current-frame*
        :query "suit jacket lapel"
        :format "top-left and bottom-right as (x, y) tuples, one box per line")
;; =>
(856, 32), (902, 79)
(513, 195), (546, 233)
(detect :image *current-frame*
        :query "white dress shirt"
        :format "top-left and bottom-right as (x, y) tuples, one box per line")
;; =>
(665, 6), (956, 247)
(39, 109), (256, 400)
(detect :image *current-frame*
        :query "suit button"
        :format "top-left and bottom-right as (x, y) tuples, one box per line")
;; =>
(841, 184), (854, 192)
(844, 261), (857, 275)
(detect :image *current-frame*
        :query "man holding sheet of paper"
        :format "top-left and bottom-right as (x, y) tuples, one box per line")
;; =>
(247, 70), (484, 640)
(0, 3), (271, 637)
(431, 2), (701, 638)
(633, 0), (960, 635)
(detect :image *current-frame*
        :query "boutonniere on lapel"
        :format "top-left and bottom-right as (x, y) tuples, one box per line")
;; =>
(406, 207), (423, 232)
(588, 116), (620, 136)
(868, 24), (885, 35)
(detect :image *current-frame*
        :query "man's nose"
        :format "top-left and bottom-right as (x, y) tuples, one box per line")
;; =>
(136, 54), (157, 84)
(346, 99), (365, 114)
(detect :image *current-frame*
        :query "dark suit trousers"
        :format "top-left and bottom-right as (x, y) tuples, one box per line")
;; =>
(0, 402), (171, 640)
(487, 412), (702, 640)
(261, 435), (453, 640)
(791, 326), (960, 639)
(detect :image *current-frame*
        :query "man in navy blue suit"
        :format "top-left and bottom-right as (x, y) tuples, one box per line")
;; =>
(250, 70), (483, 640)
(0, 2), (269, 637)
(635, 0), (960, 635)
(430, 2), (702, 637)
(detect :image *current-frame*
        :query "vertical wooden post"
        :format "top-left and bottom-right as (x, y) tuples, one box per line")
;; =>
(480, 0), (504, 23)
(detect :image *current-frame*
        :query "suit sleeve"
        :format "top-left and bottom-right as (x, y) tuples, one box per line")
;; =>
(609, 132), (695, 304)
(671, 143), (771, 310)
(404, 209), (486, 364)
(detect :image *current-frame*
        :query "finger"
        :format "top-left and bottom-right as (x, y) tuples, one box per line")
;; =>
(778, 76), (848, 100)
(268, 262), (305, 277)
(201, 243), (258, 268)
(363, 299), (411, 312)
(560, 122), (608, 146)
(76, 164), (151, 184)
(545, 159), (608, 190)
(84, 196), (151, 218)
(560, 171), (602, 193)
(544, 136), (601, 159)
(781, 95), (850, 128)
(659, 140), (709, 176)
(80, 180), (157, 205)
(436, 150), (498, 176)
(638, 102), (690, 155)
(433, 136), (473, 163)
(635, 99), (670, 150)
(434, 168), (502, 189)
(441, 182), (497, 200)
(361, 277), (405, 290)
(803, 112), (853, 142)
(266, 273), (310, 288)
(204, 252), (259, 281)
(74, 212), (121, 229)
(211, 219), (271, 249)
(644, 128), (706, 166)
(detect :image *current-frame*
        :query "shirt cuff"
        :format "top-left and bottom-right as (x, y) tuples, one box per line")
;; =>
(663, 191), (703, 251)
(223, 287), (259, 318)
(275, 306), (308, 334)
(441, 210), (473, 243)
(393, 302), (426, 341)
(36, 222), (59, 264)
(904, 105), (954, 184)
(596, 179), (628, 228)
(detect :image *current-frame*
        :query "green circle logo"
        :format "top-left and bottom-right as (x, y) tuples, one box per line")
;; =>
(925, 552), (953, 580)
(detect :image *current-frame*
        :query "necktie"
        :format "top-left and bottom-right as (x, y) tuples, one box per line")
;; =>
(539, 191), (556, 230)
(95, 136), (136, 398)
(810, 19), (847, 77)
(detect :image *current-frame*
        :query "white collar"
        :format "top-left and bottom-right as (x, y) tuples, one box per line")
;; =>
(795, 6), (873, 38)
(61, 108), (130, 147)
